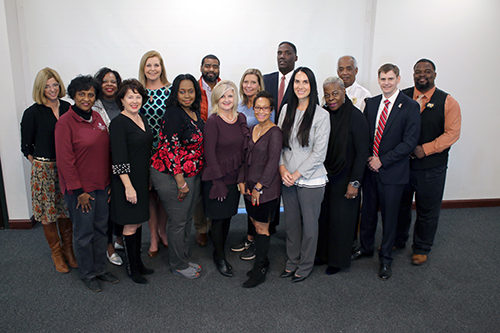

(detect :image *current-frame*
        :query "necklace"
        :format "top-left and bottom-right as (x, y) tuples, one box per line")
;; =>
(256, 123), (272, 138)
(219, 112), (235, 123)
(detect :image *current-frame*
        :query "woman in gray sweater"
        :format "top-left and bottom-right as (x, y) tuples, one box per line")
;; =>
(278, 67), (331, 283)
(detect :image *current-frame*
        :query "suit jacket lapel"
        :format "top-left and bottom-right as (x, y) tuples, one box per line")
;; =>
(383, 92), (405, 134)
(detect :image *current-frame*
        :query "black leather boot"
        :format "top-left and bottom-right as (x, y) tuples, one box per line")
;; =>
(243, 234), (270, 288)
(124, 232), (147, 284)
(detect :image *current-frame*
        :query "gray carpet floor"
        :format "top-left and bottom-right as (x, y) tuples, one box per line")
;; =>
(1, 207), (499, 332)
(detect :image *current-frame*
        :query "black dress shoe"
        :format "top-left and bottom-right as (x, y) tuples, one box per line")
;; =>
(291, 274), (307, 283)
(325, 266), (340, 275)
(350, 250), (374, 260)
(280, 269), (295, 278)
(83, 277), (101, 292)
(378, 264), (392, 280)
(214, 256), (233, 277)
(314, 257), (326, 266)
(97, 272), (119, 284)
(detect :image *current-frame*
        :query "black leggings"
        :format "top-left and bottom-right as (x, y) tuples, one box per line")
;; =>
(211, 218), (231, 259)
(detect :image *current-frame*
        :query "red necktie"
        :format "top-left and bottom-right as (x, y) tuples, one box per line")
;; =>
(373, 99), (390, 157)
(278, 75), (285, 107)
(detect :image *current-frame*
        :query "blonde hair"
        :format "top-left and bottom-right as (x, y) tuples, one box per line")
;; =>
(32, 68), (66, 105)
(238, 68), (265, 106)
(138, 50), (170, 87)
(211, 80), (239, 119)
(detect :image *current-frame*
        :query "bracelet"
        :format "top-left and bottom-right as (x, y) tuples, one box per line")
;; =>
(177, 182), (187, 189)
(254, 185), (263, 194)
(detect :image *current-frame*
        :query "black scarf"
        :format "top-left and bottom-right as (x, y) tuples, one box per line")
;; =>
(323, 96), (353, 176)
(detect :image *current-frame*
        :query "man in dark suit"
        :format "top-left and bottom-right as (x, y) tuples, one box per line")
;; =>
(351, 63), (421, 280)
(263, 41), (298, 122)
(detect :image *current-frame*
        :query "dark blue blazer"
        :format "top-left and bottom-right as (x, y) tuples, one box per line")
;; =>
(263, 71), (293, 122)
(364, 91), (421, 185)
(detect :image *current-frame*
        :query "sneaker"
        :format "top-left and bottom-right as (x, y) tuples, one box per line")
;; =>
(231, 237), (253, 252)
(107, 251), (123, 266)
(240, 243), (256, 260)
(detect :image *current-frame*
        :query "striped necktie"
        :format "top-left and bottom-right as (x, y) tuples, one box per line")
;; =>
(373, 99), (390, 157)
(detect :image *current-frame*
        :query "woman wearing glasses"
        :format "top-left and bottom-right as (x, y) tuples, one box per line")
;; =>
(238, 91), (282, 287)
(20, 68), (78, 274)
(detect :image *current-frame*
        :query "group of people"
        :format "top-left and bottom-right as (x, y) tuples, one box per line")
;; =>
(20, 41), (461, 292)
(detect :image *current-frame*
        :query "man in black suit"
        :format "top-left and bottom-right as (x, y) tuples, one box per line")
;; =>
(351, 63), (421, 280)
(263, 41), (298, 122)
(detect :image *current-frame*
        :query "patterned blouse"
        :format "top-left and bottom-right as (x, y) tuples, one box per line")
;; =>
(151, 106), (204, 177)
(140, 86), (171, 150)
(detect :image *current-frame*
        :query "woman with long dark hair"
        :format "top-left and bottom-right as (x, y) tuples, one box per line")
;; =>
(150, 74), (204, 279)
(278, 67), (330, 283)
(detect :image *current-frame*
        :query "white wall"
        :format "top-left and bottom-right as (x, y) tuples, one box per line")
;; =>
(1, 0), (499, 221)
(370, 0), (500, 200)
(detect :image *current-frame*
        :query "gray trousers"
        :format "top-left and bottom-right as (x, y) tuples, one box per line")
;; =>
(282, 184), (325, 277)
(65, 187), (109, 280)
(150, 168), (200, 271)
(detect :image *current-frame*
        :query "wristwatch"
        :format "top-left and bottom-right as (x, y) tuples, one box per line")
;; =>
(349, 180), (361, 189)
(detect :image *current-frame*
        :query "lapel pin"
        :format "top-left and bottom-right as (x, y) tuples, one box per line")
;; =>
(398, 103), (402, 108)
(426, 103), (434, 108)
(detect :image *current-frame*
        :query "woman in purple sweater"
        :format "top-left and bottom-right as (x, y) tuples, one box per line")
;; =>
(238, 91), (282, 288)
(202, 80), (249, 277)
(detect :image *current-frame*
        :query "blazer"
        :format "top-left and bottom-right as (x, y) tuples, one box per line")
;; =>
(364, 91), (421, 185)
(263, 71), (293, 121)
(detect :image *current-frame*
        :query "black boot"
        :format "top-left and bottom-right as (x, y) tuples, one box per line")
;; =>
(124, 232), (147, 284)
(136, 226), (154, 275)
(243, 234), (270, 288)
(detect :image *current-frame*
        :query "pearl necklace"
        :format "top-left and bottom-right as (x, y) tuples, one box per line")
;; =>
(219, 112), (235, 123)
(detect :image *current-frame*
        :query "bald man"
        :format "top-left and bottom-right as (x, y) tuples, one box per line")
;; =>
(337, 55), (372, 112)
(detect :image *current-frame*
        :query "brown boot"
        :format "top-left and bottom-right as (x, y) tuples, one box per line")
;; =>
(57, 218), (78, 268)
(42, 223), (70, 273)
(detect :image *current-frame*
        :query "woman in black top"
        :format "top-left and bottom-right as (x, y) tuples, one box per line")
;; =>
(150, 74), (204, 279)
(110, 79), (155, 284)
(20, 67), (78, 274)
(316, 77), (370, 274)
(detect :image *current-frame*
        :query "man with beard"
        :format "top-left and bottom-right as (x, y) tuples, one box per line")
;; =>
(337, 55), (372, 112)
(198, 54), (221, 122)
(194, 54), (221, 247)
(264, 41), (298, 122)
(395, 59), (461, 265)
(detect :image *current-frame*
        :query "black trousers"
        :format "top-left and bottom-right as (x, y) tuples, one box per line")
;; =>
(396, 165), (447, 255)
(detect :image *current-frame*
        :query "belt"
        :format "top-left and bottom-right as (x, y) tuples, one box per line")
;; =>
(34, 157), (56, 162)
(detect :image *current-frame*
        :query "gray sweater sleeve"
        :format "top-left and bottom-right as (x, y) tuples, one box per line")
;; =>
(296, 106), (330, 179)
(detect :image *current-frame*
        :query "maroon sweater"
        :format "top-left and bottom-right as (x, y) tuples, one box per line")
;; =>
(55, 107), (111, 194)
(202, 113), (249, 198)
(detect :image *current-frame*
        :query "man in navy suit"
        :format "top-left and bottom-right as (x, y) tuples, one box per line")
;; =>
(263, 41), (298, 123)
(351, 63), (421, 280)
